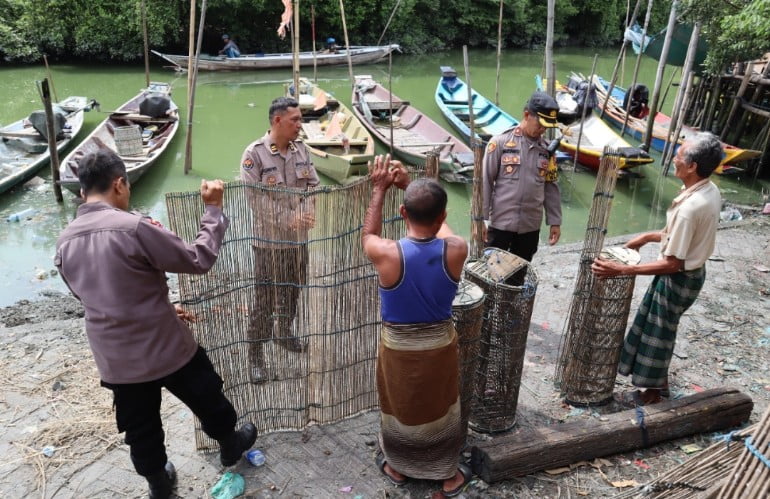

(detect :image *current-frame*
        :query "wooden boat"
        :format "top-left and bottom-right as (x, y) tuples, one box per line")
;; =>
(592, 74), (762, 174)
(434, 66), (519, 144)
(0, 97), (90, 194)
(290, 78), (374, 184)
(538, 75), (653, 171)
(59, 83), (179, 195)
(352, 75), (474, 183)
(152, 45), (399, 71)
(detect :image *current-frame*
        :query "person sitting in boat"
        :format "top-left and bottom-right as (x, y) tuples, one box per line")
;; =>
(624, 83), (650, 119)
(324, 37), (341, 53)
(219, 34), (241, 58)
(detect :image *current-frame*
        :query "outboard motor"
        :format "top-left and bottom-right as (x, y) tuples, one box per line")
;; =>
(28, 107), (66, 140)
(574, 80), (598, 113)
(623, 84), (649, 118)
(140, 95), (171, 118)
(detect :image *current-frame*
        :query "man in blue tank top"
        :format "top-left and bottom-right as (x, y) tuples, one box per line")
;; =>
(362, 154), (472, 496)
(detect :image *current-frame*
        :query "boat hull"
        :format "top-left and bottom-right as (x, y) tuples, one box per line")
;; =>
(59, 83), (179, 195)
(152, 45), (399, 71)
(0, 97), (89, 194)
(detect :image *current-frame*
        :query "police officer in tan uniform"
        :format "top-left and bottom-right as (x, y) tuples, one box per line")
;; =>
(482, 91), (562, 283)
(241, 97), (320, 383)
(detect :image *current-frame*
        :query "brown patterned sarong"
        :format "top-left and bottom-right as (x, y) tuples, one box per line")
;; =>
(377, 319), (462, 480)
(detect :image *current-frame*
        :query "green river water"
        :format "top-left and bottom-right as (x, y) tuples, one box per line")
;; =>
(1, 48), (767, 306)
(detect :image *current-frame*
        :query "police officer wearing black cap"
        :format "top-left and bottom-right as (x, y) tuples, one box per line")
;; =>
(482, 91), (562, 280)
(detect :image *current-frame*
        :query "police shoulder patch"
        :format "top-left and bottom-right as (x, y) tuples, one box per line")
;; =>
(487, 141), (497, 153)
(242, 158), (254, 170)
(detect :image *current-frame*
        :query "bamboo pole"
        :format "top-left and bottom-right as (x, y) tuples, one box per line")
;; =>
(721, 62), (754, 141)
(292, 0), (300, 100)
(183, 0), (207, 175)
(186, 0), (195, 97)
(311, 4), (317, 84)
(494, 0), (504, 106)
(388, 50), (394, 157)
(600, 0), (642, 118)
(38, 79), (63, 202)
(141, 0), (150, 88)
(42, 56), (59, 103)
(662, 23), (700, 174)
(702, 76), (722, 131)
(463, 46), (477, 146)
(545, 0), (555, 98)
(620, 0), (654, 137)
(643, 0), (677, 150)
(658, 65), (679, 111)
(572, 54), (599, 171)
(339, 0), (354, 87)
(376, 0), (402, 46)
(663, 70), (695, 175)
(470, 143), (485, 260)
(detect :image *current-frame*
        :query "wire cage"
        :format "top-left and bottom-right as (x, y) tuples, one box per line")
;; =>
(451, 280), (485, 442)
(465, 249), (538, 433)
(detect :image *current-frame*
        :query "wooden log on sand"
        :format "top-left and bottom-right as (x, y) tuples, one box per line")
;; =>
(471, 387), (752, 483)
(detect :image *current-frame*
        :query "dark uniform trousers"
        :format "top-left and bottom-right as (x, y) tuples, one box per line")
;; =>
(101, 347), (237, 476)
(247, 245), (308, 366)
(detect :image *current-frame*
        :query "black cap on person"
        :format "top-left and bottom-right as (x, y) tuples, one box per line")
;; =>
(526, 91), (559, 128)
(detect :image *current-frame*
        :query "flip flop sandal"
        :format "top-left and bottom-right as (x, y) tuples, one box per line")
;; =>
(443, 463), (473, 497)
(375, 452), (408, 487)
(614, 390), (643, 409)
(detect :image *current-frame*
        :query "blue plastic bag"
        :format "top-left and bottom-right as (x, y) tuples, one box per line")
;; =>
(210, 472), (245, 499)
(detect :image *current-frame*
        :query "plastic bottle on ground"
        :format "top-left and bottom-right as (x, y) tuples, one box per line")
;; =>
(6, 208), (37, 222)
(246, 449), (265, 467)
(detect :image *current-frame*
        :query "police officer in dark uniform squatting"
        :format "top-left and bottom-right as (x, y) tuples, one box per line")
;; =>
(482, 91), (562, 283)
(240, 97), (320, 384)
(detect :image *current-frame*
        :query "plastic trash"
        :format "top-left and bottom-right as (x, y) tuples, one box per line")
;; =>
(210, 472), (245, 499)
(719, 207), (742, 222)
(42, 446), (55, 457)
(246, 449), (265, 467)
(6, 208), (37, 222)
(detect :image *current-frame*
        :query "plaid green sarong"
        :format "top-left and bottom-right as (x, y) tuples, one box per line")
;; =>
(618, 268), (706, 388)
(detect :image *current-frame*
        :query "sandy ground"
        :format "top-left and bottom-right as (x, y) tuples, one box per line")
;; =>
(0, 216), (768, 499)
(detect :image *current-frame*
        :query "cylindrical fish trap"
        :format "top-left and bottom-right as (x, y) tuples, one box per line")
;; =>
(451, 280), (485, 443)
(561, 247), (640, 406)
(465, 248), (538, 433)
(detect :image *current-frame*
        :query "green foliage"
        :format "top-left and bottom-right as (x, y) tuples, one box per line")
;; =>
(0, 0), (681, 62)
(681, 0), (770, 72)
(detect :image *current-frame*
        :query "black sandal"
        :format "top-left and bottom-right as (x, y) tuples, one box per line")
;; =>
(443, 463), (472, 497)
(375, 452), (408, 486)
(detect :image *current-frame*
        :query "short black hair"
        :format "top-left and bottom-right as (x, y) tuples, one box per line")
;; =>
(684, 132), (723, 178)
(269, 97), (299, 122)
(77, 149), (127, 195)
(403, 178), (447, 224)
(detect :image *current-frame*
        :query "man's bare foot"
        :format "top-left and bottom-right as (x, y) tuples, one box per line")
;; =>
(442, 469), (465, 492)
(640, 388), (662, 405)
(384, 462), (405, 483)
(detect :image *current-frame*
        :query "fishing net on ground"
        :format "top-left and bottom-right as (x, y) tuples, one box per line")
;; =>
(166, 178), (407, 450)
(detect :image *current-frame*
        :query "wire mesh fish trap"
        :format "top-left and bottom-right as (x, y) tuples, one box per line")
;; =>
(451, 280), (485, 442)
(465, 248), (538, 433)
(166, 178), (408, 450)
(555, 148), (636, 406)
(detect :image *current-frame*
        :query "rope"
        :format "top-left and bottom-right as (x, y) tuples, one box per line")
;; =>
(744, 436), (770, 470)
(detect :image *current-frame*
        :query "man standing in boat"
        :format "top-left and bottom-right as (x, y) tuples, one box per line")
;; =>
(240, 96), (319, 384)
(219, 34), (241, 58)
(592, 132), (723, 406)
(362, 155), (472, 496)
(482, 91), (562, 282)
(55, 150), (257, 499)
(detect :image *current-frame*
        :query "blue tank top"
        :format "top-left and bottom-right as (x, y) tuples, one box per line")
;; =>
(379, 237), (459, 323)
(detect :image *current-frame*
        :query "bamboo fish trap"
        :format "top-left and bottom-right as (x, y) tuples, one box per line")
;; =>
(555, 148), (636, 406)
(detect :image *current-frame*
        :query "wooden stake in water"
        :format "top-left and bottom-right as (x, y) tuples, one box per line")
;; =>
(572, 54), (599, 172)
(620, 0), (654, 138)
(292, 0), (300, 100)
(601, 0), (642, 119)
(38, 79), (63, 202)
(494, 0), (504, 106)
(183, 0), (207, 175)
(388, 51), (394, 157)
(141, 0), (150, 88)
(463, 46), (476, 146)
(339, 0), (354, 87)
(42, 56), (59, 103)
(643, 0), (677, 150)
(311, 4), (317, 84)
(545, 0), (555, 98)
